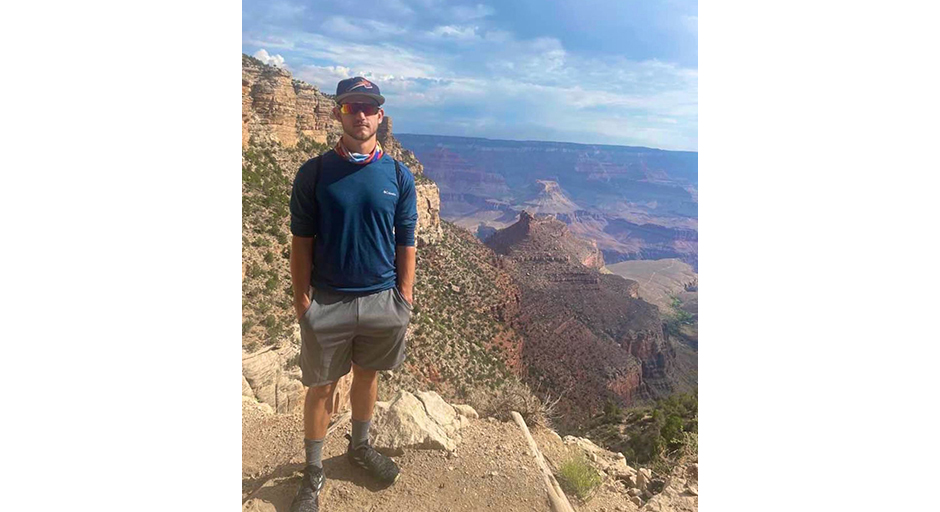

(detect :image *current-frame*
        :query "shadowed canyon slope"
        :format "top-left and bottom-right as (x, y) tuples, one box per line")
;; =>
(486, 211), (695, 429)
(396, 133), (698, 269)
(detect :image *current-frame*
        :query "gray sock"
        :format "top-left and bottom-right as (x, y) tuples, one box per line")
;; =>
(304, 437), (325, 468)
(351, 418), (371, 449)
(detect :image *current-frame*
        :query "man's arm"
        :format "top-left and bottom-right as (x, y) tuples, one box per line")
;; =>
(395, 245), (416, 305)
(291, 235), (315, 319)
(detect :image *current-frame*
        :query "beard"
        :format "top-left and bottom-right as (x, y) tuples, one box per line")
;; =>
(345, 123), (376, 142)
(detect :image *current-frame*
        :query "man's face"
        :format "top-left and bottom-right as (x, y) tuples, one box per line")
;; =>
(333, 95), (384, 142)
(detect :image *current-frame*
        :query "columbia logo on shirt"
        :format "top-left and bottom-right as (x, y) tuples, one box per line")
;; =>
(383, 190), (397, 196)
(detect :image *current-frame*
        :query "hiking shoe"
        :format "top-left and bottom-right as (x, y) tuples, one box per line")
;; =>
(290, 464), (325, 512)
(345, 434), (401, 484)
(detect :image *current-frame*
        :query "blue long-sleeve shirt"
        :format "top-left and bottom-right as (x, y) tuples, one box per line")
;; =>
(290, 150), (418, 294)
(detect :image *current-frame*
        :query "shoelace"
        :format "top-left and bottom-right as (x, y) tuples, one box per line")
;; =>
(354, 444), (396, 475)
(303, 466), (325, 490)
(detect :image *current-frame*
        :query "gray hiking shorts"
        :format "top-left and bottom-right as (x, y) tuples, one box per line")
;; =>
(298, 285), (412, 387)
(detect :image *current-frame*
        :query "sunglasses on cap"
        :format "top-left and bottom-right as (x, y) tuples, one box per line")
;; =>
(338, 103), (381, 116)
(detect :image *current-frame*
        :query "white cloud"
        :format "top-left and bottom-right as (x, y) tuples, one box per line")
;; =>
(288, 31), (441, 78)
(253, 49), (287, 69)
(427, 25), (480, 41)
(451, 3), (495, 21)
(268, 1), (305, 19)
(246, 10), (697, 150)
(244, 36), (294, 51)
(296, 65), (352, 91)
(321, 16), (406, 41)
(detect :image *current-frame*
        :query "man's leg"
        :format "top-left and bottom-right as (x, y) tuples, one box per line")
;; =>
(304, 381), (338, 467)
(343, 288), (408, 483)
(349, 362), (378, 449)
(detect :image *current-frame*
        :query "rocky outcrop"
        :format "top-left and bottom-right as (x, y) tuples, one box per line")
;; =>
(242, 344), (352, 415)
(414, 182), (443, 247)
(377, 116), (444, 247)
(370, 390), (475, 454)
(534, 431), (699, 511)
(242, 54), (341, 148)
(523, 180), (581, 215)
(486, 212), (681, 427)
(487, 210), (605, 270)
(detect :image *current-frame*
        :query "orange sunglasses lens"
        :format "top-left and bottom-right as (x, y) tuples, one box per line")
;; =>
(339, 103), (380, 115)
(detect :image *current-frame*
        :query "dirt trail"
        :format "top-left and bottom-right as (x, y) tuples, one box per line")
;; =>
(242, 397), (664, 512)
(243, 398), (552, 511)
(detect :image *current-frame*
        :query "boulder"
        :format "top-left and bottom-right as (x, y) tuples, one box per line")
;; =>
(415, 390), (458, 428)
(275, 374), (305, 413)
(605, 459), (637, 481)
(454, 404), (479, 419)
(637, 468), (649, 492)
(242, 349), (280, 407)
(370, 390), (469, 454)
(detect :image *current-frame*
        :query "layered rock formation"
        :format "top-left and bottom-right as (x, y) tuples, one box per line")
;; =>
(486, 212), (682, 428)
(378, 117), (443, 246)
(242, 54), (341, 148)
(487, 211), (605, 270)
(395, 133), (698, 269)
(523, 180), (581, 215)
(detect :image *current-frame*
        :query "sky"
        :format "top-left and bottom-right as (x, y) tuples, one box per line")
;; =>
(243, 0), (697, 151)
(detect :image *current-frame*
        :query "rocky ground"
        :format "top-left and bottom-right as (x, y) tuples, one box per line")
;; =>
(243, 397), (549, 511)
(243, 391), (696, 512)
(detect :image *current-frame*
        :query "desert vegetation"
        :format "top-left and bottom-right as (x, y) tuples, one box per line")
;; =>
(584, 393), (698, 473)
(557, 453), (602, 501)
(242, 137), (330, 351)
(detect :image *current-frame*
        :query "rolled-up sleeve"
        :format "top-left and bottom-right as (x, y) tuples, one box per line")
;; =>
(289, 159), (319, 237)
(394, 163), (418, 246)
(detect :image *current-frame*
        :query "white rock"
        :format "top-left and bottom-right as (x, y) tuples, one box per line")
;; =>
(453, 404), (479, 419)
(416, 390), (458, 425)
(637, 468), (649, 492)
(370, 390), (468, 454)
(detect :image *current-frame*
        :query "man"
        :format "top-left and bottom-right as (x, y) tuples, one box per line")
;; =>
(288, 76), (418, 512)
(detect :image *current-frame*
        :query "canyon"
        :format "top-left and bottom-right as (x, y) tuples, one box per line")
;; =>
(396, 133), (698, 269)
(242, 52), (696, 439)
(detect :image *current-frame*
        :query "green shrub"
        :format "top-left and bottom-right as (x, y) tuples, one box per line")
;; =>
(603, 399), (623, 423)
(557, 455), (601, 501)
(265, 276), (278, 292)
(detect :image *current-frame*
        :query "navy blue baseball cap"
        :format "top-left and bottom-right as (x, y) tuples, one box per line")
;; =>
(335, 76), (385, 106)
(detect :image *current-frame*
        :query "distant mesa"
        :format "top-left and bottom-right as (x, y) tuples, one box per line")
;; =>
(522, 180), (580, 215)
(486, 209), (604, 270)
(395, 133), (698, 269)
